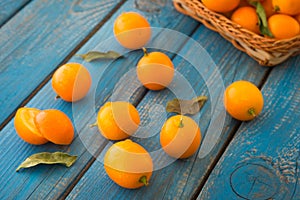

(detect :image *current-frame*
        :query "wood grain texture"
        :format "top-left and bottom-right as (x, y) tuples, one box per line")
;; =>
(0, 0), (124, 127)
(0, 0), (31, 25)
(0, 0), (199, 199)
(66, 24), (270, 199)
(199, 57), (300, 199)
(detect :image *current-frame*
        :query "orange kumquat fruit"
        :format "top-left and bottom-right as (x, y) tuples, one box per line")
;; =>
(231, 6), (260, 34)
(262, 0), (275, 18)
(268, 14), (300, 39)
(104, 139), (153, 189)
(95, 101), (140, 140)
(224, 80), (264, 121)
(137, 48), (174, 91)
(294, 13), (300, 24)
(272, 0), (300, 16)
(113, 12), (151, 49)
(52, 62), (92, 102)
(202, 0), (240, 13)
(160, 115), (201, 159)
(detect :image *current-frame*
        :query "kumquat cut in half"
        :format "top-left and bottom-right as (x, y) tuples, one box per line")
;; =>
(14, 107), (48, 145)
(34, 109), (74, 145)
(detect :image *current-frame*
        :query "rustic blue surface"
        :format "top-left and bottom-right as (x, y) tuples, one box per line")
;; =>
(0, 0), (124, 126)
(0, 0), (31, 25)
(0, 0), (199, 199)
(199, 56), (300, 200)
(0, 0), (299, 199)
(66, 25), (269, 199)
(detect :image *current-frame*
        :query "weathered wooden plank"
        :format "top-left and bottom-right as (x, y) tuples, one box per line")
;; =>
(66, 24), (270, 199)
(0, 0), (31, 25)
(198, 57), (300, 199)
(0, 0), (199, 199)
(0, 0), (124, 127)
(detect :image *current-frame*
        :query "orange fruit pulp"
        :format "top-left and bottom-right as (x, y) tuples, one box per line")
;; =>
(136, 48), (174, 91)
(14, 107), (48, 145)
(160, 115), (201, 159)
(104, 139), (153, 189)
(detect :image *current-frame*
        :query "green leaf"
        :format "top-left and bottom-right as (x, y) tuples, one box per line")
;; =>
(166, 96), (208, 115)
(250, 1), (273, 37)
(16, 152), (77, 172)
(76, 51), (122, 62)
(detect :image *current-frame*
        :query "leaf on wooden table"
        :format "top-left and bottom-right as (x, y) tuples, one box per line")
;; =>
(16, 152), (77, 172)
(76, 51), (122, 62)
(166, 96), (208, 115)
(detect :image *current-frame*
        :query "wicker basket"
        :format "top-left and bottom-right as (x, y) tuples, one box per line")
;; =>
(173, 0), (300, 66)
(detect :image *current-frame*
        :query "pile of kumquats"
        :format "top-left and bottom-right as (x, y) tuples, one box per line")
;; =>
(202, 0), (300, 39)
(14, 10), (265, 189)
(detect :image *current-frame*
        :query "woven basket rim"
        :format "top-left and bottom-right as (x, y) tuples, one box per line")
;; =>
(173, 0), (300, 66)
(174, 0), (300, 43)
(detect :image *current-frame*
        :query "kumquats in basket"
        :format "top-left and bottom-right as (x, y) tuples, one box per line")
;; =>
(173, 0), (300, 66)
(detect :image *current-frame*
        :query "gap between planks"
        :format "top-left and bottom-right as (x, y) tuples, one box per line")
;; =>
(190, 67), (273, 200)
(0, 0), (128, 132)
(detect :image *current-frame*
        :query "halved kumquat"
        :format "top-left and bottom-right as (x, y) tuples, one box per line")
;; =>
(34, 109), (74, 145)
(14, 107), (48, 145)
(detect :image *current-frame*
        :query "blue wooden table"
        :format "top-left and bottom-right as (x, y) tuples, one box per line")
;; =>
(0, 0), (299, 199)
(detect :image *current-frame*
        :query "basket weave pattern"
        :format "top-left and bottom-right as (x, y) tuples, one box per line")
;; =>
(173, 0), (300, 66)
